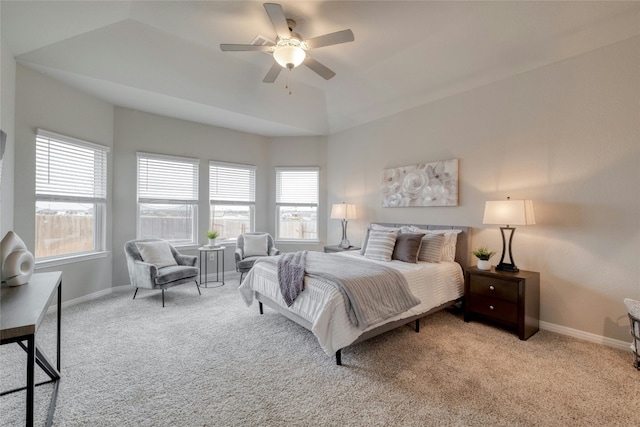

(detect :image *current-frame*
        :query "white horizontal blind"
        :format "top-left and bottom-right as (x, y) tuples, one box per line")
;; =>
(276, 167), (319, 206)
(209, 161), (256, 204)
(36, 130), (108, 202)
(137, 153), (199, 204)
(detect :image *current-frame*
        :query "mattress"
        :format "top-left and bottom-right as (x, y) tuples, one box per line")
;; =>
(238, 251), (464, 355)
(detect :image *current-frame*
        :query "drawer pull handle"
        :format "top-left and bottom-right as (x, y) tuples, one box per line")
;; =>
(489, 285), (495, 291)
(489, 305), (495, 310)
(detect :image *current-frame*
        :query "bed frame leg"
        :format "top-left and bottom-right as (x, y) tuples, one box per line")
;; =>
(259, 301), (263, 315)
(335, 350), (342, 366)
(415, 318), (420, 333)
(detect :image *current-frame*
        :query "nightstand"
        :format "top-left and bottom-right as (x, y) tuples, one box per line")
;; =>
(324, 245), (361, 253)
(464, 266), (540, 340)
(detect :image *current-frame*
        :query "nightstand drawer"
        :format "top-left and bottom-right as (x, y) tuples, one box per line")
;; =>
(468, 294), (518, 324)
(470, 275), (518, 303)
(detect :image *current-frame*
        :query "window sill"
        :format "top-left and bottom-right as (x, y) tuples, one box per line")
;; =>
(35, 251), (110, 269)
(275, 240), (321, 245)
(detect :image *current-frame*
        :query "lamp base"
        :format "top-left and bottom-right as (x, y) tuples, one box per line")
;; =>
(495, 262), (519, 273)
(339, 239), (351, 249)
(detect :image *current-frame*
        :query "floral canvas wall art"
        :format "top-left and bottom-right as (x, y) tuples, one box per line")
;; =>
(381, 159), (458, 207)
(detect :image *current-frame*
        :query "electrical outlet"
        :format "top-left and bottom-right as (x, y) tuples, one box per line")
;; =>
(208, 253), (216, 261)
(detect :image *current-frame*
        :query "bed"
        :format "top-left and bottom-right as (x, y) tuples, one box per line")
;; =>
(238, 224), (470, 365)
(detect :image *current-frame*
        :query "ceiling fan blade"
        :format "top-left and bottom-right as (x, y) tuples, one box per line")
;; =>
(264, 3), (291, 40)
(263, 62), (282, 83)
(305, 29), (354, 50)
(303, 56), (336, 80)
(220, 44), (273, 52)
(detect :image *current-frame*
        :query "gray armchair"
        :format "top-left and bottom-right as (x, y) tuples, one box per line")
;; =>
(235, 232), (280, 282)
(124, 238), (200, 307)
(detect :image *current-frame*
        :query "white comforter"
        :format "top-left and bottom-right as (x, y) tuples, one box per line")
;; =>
(238, 252), (464, 355)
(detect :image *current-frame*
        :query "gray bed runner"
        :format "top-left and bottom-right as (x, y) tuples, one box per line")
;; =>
(258, 252), (421, 331)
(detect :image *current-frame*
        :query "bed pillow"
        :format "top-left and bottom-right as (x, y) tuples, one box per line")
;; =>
(243, 234), (269, 257)
(430, 229), (462, 262)
(417, 234), (445, 263)
(404, 226), (462, 262)
(392, 233), (424, 263)
(364, 230), (398, 262)
(370, 224), (400, 232)
(135, 240), (177, 268)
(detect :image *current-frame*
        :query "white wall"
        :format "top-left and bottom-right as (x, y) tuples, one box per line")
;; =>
(327, 36), (640, 342)
(1, 35), (16, 236)
(13, 65), (115, 302)
(112, 108), (270, 287)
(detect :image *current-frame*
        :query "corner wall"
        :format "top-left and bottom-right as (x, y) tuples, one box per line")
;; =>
(327, 36), (640, 342)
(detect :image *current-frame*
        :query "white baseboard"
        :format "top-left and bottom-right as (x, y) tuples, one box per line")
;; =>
(46, 286), (117, 315)
(540, 320), (631, 352)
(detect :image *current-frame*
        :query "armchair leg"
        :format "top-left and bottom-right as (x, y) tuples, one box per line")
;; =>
(240, 272), (244, 282)
(162, 289), (165, 308)
(133, 288), (138, 300)
(195, 280), (201, 295)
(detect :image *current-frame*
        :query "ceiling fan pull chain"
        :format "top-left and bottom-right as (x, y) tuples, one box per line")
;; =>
(286, 70), (292, 95)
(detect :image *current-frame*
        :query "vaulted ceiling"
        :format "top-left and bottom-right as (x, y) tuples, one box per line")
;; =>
(2, 1), (638, 136)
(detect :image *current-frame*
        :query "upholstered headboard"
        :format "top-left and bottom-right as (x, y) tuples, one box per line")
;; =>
(371, 223), (471, 268)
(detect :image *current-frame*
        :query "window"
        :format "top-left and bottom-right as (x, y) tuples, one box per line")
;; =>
(275, 167), (319, 241)
(137, 153), (199, 245)
(35, 129), (109, 259)
(209, 161), (256, 240)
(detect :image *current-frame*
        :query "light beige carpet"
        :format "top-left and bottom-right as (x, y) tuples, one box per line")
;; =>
(1, 273), (638, 426)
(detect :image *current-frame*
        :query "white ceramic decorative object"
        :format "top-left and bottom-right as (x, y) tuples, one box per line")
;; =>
(208, 238), (217, 247)
(1, 231), (35, 286)
(477, 259), (491, 271)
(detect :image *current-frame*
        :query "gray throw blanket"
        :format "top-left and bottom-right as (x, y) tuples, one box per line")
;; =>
(278, 251), (307, 307)
(262, 252), (421, 331)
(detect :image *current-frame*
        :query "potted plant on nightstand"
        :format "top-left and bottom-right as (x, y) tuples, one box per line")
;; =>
(206, 230), (219, 247)
(472, 246), (495, 271)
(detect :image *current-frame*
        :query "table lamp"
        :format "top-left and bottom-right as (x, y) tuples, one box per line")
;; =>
(482, 198), (535, 272)
(330, 202), (357, 248)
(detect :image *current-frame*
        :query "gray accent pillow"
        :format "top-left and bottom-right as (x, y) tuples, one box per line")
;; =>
(392, 233), (425, 263)
(363, 230), (398, 262)
(243, 234), (269, 257)
(135, 240), (178, 268)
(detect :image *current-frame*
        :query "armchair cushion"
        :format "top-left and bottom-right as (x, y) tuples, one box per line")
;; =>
(243, 234), (269, 257)
(156, 265), (199, 285)
(135, 240), (178, 268)
(237, 256), (266, 271)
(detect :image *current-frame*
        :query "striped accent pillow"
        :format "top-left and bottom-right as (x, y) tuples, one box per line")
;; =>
(417, 234), (445, 263)
(364, 230), (398, 262)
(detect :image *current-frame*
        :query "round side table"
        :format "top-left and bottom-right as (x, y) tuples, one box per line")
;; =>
(198, 246), (225, 288)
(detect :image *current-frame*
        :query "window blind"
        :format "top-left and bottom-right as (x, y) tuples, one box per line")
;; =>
(137, 153), (199, 204)
(36, 129), (109, 203)
(275, 168), (319, 205)
(209, 161), (256, 204)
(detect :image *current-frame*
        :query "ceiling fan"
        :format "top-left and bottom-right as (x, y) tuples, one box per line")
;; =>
(220, 3), (355, 83)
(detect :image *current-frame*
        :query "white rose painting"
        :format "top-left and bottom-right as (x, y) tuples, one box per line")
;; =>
(381, 159), (458, 207)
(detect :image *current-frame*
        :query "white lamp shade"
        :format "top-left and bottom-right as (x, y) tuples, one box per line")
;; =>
(330, 203), (357, 220)
(483, 199), (535, 226)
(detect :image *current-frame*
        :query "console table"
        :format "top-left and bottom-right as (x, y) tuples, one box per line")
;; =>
(1, 271), (62, 427)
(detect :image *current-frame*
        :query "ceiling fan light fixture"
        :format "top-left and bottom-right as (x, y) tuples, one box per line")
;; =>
(273, 38), (307, 69)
